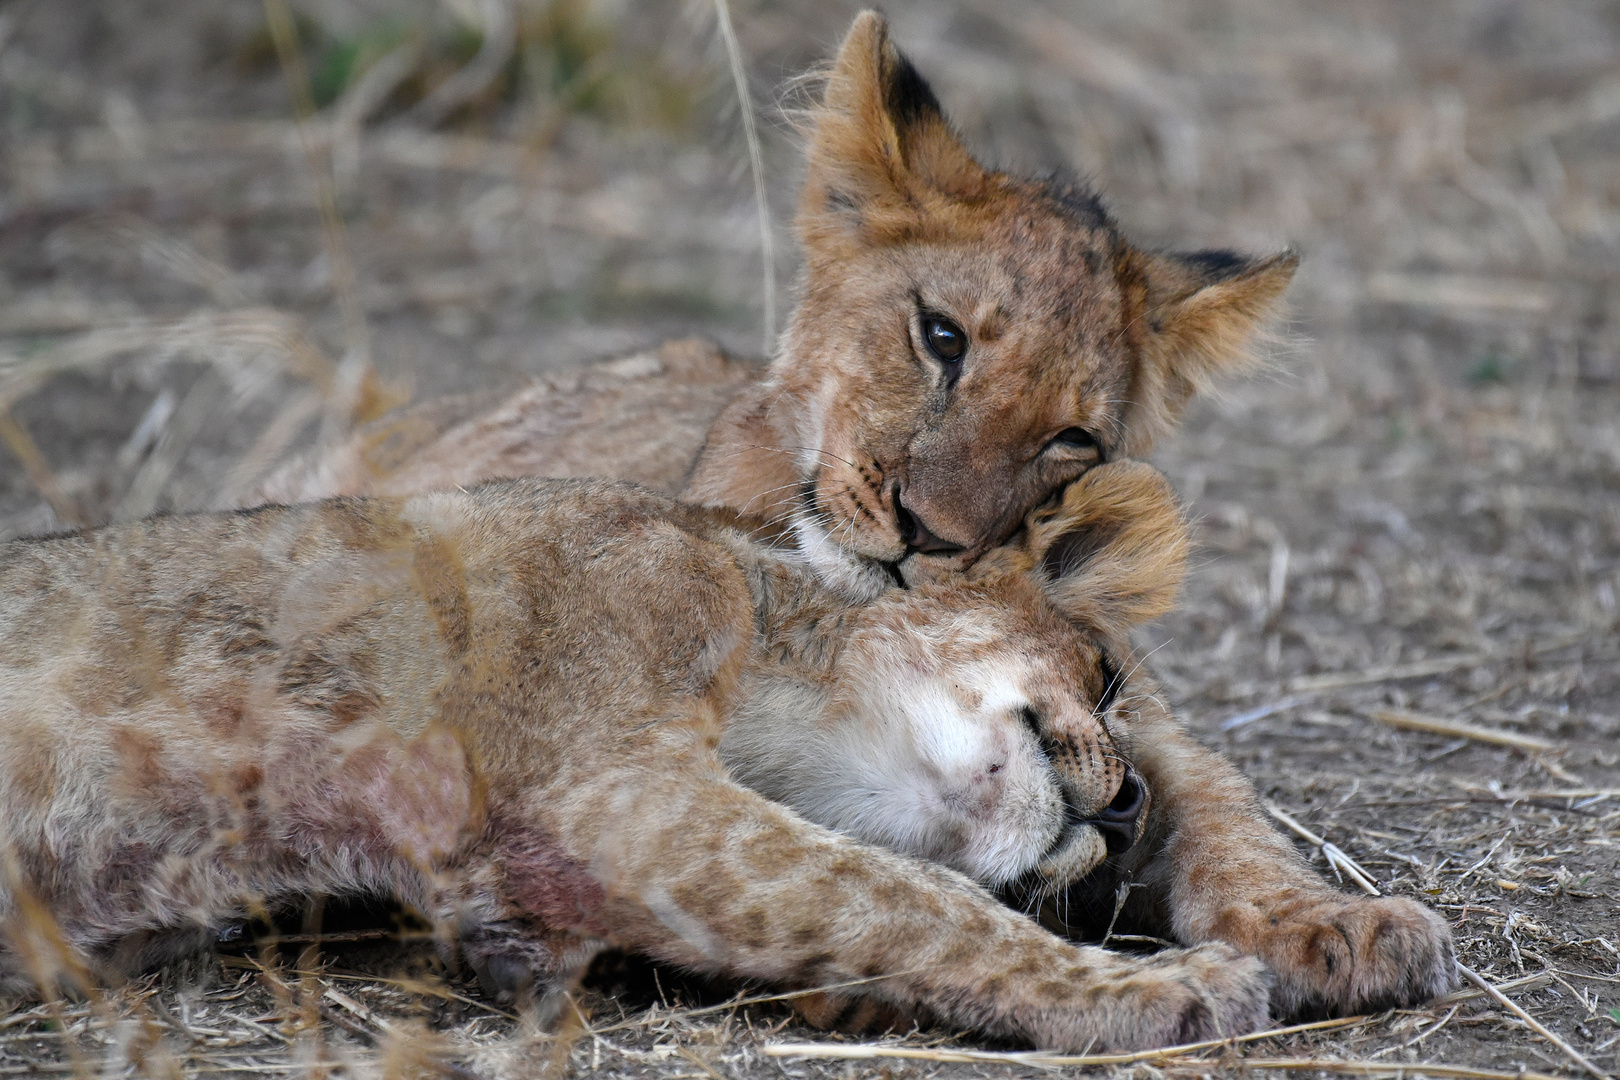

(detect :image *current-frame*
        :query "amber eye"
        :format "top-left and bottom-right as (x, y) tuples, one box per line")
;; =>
(921, 316), (967, 364)
(1049, 427), (1100, 452)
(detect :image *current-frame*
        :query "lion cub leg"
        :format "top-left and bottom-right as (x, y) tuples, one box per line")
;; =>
(1111, 707), (1456, 1016)
(482, 746), (1271, 1053)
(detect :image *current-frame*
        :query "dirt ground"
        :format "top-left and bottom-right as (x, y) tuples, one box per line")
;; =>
(1, 0), (1617, 1077)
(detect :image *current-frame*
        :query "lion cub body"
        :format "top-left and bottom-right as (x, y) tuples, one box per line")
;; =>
(3, 469), (1287, 1051)
(254, 338), (752, 508)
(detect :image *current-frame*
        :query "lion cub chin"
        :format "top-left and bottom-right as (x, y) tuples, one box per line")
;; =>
(3, 462), (1279, 1052)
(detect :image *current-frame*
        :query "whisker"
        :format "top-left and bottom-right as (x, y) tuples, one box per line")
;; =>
(1092, 639), (1173, 722)
(715, 441), (858, 470)
(737, 480), (816, 517)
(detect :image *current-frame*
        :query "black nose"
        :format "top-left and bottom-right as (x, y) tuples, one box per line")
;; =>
(1087, 769), (1145, 855)
(893, 490), (965, 555)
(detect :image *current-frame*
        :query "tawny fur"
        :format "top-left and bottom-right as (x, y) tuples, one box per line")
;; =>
(253, 12), (1297, 599)
(745, 468), (1458, 1022)
(221, 9), (1454, 1029)
(4, 466), (1283, 1052)
(253, 338), (755, 510)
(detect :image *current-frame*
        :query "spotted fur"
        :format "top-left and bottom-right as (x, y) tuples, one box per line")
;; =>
(3, 466), (1280, 1052)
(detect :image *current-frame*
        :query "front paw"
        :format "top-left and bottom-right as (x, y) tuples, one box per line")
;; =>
(1238, 893), (1457, 1015)
(1141, 943), (1275, 1045)
(792, 991), (927, 1035)
(1060, 943), (1272, 1051)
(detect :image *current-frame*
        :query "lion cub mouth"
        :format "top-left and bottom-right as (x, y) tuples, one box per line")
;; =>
(1005, 768), (1150, 903)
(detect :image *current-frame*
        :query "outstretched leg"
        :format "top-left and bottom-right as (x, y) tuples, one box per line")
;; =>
(464, 743), (1271, 1053)
(1082, 695), (1456, 1016)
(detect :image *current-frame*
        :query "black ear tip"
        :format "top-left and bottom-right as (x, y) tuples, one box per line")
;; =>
(883, 46), (944, 127)
(1183, 248), (1251, 282)
(1169, 246), (1301, 289)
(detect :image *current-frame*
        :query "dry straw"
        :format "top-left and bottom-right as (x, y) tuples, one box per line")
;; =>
(1371, 708), (1558, 753)
(1457, 964), (1615, 1080)
(712, 0), (775, 359)
(1265, 803), (1382, 895)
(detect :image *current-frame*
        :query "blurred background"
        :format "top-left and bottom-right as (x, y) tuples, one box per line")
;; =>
(0, 1), (1617, 1076)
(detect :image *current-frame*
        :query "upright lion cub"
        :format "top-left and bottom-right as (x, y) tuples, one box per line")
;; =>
(256, 11), (1297, 598)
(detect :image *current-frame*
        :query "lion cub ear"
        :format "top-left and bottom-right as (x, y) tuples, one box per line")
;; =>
(798, 11), (987, 246)
(1019, 462), (1189, 640)
(1118, 248), (1298, 457)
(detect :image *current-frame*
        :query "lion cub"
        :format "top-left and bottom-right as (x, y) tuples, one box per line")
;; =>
(3, 463), (1275, 1052)
(256, 11), (1298, 600)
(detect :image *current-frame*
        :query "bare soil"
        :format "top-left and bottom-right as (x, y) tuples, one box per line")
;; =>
(1, 0), (1617, 1077)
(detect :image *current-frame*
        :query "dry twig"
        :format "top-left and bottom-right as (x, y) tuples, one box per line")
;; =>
(713, 0), (775, 357)
(410, 0), (515, 128)
(0, 412), (88, 527)
(1457, 963), (1615, 1080)
(768, 1014), (1369, 1067)
(1371, 709), (1559, 753)
(1266, 804), (1382, 895)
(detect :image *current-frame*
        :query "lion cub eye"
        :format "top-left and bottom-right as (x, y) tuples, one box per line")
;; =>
(922, 316), (967, 364)
(1049, 427), (1099, 452)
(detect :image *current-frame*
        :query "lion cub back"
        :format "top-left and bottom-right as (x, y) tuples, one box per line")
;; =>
(249, 340), (758, 506)
(0, 480), (762, 983)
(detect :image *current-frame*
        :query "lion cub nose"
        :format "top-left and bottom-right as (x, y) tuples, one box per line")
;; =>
(893, 490), (965, 555)
(1086, 769), (1146, 855)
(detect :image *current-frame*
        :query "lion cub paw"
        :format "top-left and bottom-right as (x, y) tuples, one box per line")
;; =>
(792, 991), (926, 1035)
(1242, 894), (1457, 1015)
(1077, 943), (1272, 1051)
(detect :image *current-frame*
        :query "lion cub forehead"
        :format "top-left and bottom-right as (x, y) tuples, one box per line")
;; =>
(949, 655), (1040, 713)
(859, 590), (1090, 698)
(903, 214), (1122, 319)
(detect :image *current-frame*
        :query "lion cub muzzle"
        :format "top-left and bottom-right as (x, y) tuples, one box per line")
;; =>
(1083, 766), (1146, 856)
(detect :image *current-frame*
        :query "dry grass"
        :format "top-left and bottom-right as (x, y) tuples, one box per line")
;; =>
(1, 0), (1617, 1077)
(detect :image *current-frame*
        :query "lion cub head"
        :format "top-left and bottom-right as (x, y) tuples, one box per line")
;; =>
(748, 11), (1291, 592)
(722, 461), (1186, 898)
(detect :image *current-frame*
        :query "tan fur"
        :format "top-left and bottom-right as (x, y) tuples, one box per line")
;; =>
(253, 338), (755, 506)
(4, 466), (1284, 1051)
(740, 467), (1456, 1022)
(208, 10), (1454, 1031)
(254, 12), (1296, 598)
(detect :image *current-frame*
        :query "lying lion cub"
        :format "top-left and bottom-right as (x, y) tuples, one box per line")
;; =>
(0, 464), (1452, 1049)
